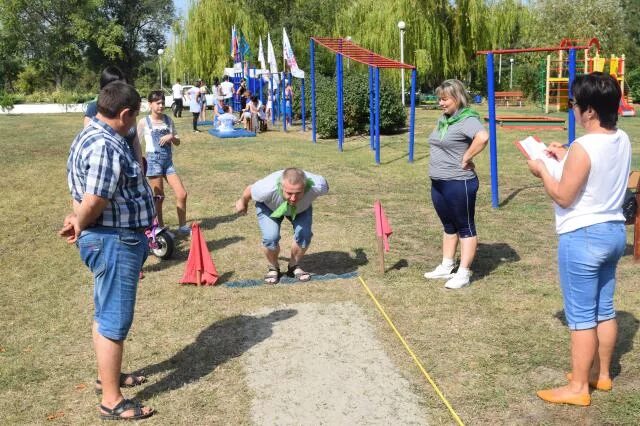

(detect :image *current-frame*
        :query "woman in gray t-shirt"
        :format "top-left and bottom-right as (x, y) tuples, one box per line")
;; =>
(423, 79), (489, 289)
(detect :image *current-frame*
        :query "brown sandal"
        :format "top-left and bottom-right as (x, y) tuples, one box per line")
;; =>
(287, 264), (311, 282)
(264, 266), (281, 285)
(95, 373), (146, 395)
(99, 398), (154, 420)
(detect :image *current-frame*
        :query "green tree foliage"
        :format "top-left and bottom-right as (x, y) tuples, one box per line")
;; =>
(307, 71), (405, 139)
(524, 0), (625, 52)
(174, 0), (268, 84)
(0, 0), (92, 90)
(0, 0), (174, 92)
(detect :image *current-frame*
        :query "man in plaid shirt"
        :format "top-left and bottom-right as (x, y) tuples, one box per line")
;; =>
(60, 81), (155, 420)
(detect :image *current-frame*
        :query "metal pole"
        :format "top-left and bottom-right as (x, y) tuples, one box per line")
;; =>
(487, 53), (499, 208)
(336, 53), (344, 151)
(301, 78), (306, 131)
(375, 66), (381, 165)
(498, 54), (502, 84)
(369, 66), (374, 150)
(271, 74), (275, 126)
(568, 48), (576, 145)
(310, 39), (316, 143)
(400, 29), (405, 106)
(282, 75), (287, 131)
(509, 58), (514, 89)
(408, 68), (417, 163)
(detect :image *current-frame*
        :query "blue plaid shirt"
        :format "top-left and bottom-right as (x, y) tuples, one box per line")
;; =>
(67, 118), (155, 228)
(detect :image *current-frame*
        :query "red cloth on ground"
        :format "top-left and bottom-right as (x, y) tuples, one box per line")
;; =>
(180, 223), (219, 285)
(374, 200), (392, 252)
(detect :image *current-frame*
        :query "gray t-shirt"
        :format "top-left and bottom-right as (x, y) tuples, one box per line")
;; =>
(251, 170), (329, 214)
(428, 115), (484, 180)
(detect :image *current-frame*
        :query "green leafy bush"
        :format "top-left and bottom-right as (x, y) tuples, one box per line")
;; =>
(22, 90), (95, 104)
(293, 71), (406, 139)
(0, 91), (16, 111)
(626, 68), (640, 102)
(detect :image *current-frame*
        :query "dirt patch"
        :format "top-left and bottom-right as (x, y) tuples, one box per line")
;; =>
(241, 302), (430, 425)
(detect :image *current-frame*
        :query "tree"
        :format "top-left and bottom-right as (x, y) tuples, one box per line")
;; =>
(87, 0), (175, 82)
(0, 0), (93, 90)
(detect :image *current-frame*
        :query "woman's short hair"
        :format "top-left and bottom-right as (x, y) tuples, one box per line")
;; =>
(99, 66), (126, 89)
(147, 90), (165, 103)
(572, 72), (621, 130)
(435, 79), (470, 109)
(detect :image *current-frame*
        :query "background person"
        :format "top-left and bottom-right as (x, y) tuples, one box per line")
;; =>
(198, 79), (208, 122)
(217, 105), (237, 132)
(220, 75), (234, 106)
(60, 81), (155, 420)
(83, 66), (142, 165)
(188, 81), (202, 133)
(528, 72), (631, 407)
(284, 79), (293, 127)
(171, 78), (183, 118)
(423, 79), (489, 289)
(235, 168), (329, 284)
(137, 90), (190, 235)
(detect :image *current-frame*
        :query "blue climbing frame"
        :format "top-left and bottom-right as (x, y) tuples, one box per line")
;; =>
(309, 37), (417, 164)
(476, 39), (600, 208)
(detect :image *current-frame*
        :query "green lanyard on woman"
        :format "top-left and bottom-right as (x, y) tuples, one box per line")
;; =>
(437, 107), (480, 140)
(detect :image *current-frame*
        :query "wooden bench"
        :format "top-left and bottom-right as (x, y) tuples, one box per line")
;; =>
(495, 91), (524, 107)
(628, 171), (640, 261)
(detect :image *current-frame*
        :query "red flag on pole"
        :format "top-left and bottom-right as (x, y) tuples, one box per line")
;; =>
(180, 223), (219, 286)
(374, 200), (392, 252)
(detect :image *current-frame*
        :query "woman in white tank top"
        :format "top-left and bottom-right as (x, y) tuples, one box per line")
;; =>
(527, 73), (631, 407)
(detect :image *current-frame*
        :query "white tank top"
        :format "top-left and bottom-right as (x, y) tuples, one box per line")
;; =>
(554, 129), (631, 234)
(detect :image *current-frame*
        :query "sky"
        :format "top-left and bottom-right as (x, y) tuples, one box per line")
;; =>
(174, 0), (188, 18)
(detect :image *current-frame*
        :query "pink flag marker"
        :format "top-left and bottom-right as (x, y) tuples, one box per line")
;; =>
(374, 200), (392, 252)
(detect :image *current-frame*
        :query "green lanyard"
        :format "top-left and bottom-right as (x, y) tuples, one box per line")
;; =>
(437, 107), (480, 140)
(270, 178), (314, 220)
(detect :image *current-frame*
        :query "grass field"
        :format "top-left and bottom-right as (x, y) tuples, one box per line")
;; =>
(1, 105), (639, 425)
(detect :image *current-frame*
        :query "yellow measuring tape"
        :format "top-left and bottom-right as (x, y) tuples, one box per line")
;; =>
(358, 276), (465, 426)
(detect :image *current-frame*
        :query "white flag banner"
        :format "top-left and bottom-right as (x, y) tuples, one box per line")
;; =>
(267, 33), (279, 85)
(258, 37), (266, 70)
(282, 28), (305, 78)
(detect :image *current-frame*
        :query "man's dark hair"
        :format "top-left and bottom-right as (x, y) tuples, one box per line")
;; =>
(97, 81), (141, 119)
(223, 75), (229, 81)
(214, 77), (220, 86)
(572, 72), (621, 130)
(251, 95), (258, 103)
(147, 90), (165, 103)
(99, 66), (126, 89)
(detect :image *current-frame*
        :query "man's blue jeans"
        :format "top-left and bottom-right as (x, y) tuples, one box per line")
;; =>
(78, 226), (148, 340)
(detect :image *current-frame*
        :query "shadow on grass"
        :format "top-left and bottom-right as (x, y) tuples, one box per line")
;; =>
(197, 212), (241, 230)
(623, 243), (639, 258)
(553, 310), (639, 378)
(386, 258), (409, 272)
(143, 236), (244, 273)
(135, 309), (298, 400)
(280, 248), (368, 275)
(380, 152), (429, 165)
(473, 242), (520, 281)
(499, 185), (540, 207)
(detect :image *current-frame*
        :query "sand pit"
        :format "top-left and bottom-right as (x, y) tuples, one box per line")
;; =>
(241, 302), (430, 425)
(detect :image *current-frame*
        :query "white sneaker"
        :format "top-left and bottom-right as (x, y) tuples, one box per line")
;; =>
(423, 264), (455, 279)
(444, 272), (471, 289)
(177, 224), (191, 235)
